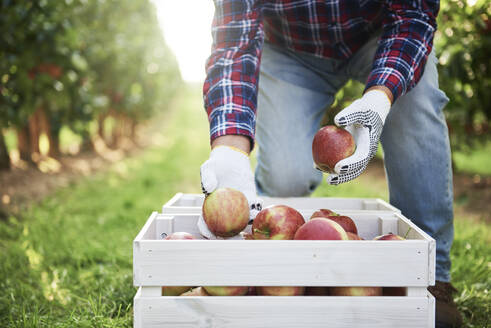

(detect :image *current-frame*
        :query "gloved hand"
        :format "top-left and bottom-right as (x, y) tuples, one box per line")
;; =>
(326, 89), (391, 185)
(197, 145), (262, 239)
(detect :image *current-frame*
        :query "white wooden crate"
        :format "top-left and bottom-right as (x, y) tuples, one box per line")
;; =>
(133, 209), (435, 328)
(162, 193), (400, 214)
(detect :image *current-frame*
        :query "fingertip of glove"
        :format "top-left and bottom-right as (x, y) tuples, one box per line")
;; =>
(326, 175), (339, 185)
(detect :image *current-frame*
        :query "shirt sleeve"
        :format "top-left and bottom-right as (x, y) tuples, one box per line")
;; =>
(203, 0), (264, 146)
(365, 1), (439, 102)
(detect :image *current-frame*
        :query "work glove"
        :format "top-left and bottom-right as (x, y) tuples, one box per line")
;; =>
(197, 145), (262, 239)
(326, 90), (391, 185)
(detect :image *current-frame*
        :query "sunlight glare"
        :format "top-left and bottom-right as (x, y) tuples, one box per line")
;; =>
(151, 1), (215, 83)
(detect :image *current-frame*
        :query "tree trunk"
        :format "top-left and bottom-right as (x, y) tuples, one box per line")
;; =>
(130, 119), (137, 141)
(17, 126), (31, 162)
(109, 111), (121, 148)
(28, 108), (41, 155)
(39, 108), (61, 158)
(0, 132), (10, 171)
(98, 113), (106, 139)
(80, 129), (95, 152)
(48, 127), (60, 158)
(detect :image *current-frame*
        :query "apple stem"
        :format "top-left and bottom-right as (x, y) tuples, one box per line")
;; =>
(253, 228), (269, 237)
(404, 227), (412, 239)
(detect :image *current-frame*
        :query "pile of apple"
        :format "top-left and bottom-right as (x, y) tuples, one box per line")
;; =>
(161, 187), (406, 297)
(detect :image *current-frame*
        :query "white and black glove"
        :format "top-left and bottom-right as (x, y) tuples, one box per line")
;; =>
(198, 145), (262, 239)
(326, 90), (391, 185)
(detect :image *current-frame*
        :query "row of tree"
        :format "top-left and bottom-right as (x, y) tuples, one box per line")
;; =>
(0, 0), (182, 170)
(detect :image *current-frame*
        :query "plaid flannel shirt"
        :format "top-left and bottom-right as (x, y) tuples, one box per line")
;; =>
(203, 0), (439, 145)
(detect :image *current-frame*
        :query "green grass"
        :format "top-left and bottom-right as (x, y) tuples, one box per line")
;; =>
(1, 84), (489, 327)
(453, 141), (491, 176)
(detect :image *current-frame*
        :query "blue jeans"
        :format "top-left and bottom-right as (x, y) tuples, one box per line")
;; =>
(254, 37), (454, 283)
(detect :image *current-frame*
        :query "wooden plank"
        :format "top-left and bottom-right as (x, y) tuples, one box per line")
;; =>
(375, 199), (400, 212)
(155, 215), (175, 240)
(134, 287), (143, 328)
(396, 213), (435, 285)
(134, 239), (429, 287)
(428, 291), (436, 328)
(133, 292), (431, 328)
(407, 287), (428, 297)
(378, 216), (399, 236)
(162, 192), (184, 209)
(161, 194), (401, 214)
(134, 212), (159, 285)
(397, 214), (433, 241)
(141, 286), (162, 297)
(134, 212), (158, 242)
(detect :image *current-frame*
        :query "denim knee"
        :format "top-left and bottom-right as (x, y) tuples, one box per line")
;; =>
(255, 164), (323, 197)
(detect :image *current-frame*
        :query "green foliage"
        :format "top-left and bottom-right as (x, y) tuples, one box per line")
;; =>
(435, 0), (490, 149)
(0, 0), (181, 135)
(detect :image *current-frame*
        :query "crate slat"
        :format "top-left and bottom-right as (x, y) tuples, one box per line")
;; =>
(162, 194), (400, 214)
(134, 288), (434, 328)
(134, 239), (429, 286)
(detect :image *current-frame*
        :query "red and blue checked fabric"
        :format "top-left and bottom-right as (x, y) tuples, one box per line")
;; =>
(203, 0), (439, 145)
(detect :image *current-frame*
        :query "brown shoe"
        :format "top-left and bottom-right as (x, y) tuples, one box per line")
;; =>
(428, 281), (463, 328)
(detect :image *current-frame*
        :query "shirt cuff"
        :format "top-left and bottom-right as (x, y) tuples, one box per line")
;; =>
(365, 67), (406, 103)
(209, 108), (256, 148)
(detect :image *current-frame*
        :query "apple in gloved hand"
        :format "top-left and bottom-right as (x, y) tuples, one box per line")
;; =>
(312, 125), (355, 173)
(202, 187), (250, 237)
(252, 205), (305, 240)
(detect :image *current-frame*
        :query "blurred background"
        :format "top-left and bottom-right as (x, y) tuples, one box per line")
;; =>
(0, 0), (489, 327)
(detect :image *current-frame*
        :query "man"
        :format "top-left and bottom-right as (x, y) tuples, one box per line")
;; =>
(198, 1), (461, 327)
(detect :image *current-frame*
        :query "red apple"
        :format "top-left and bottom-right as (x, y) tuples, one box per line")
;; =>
(327, 215), (358, 234)
(305, 287), (330, 296)
(202, 188), (250, 237)
(294, 218), (348, 240)
(311, 210), (358, 234)
(162, 286), (193, 296)
(164, 232), (195, 240)
(180, 287), (209, 296)
(346, 232), (363, 240)
(257, 286), (305, 296)
(202, 286), (249, 296)
(329, 287), (382, 296)
(246, 286), (257, 295)
(252, 205), (305, 240)
(310, 209), (338, 218)
(374, 233), (405, 241)
(312, 125), (355, 173)
(383, 287), (407, 296)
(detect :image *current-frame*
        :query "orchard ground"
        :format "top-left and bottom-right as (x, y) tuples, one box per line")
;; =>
(0, 84), (489, 327)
